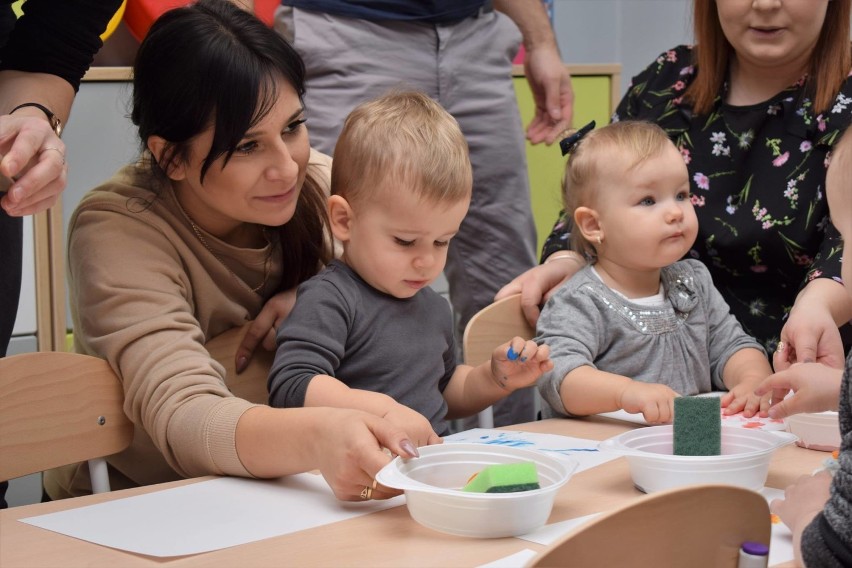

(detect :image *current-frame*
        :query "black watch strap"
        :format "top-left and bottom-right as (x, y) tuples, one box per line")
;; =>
(9, 102), (63, 137)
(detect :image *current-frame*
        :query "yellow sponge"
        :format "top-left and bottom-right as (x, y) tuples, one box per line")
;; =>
(462, 462), (540, 493)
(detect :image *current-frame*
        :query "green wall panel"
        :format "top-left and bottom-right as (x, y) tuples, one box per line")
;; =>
(513, 75), (613, 250)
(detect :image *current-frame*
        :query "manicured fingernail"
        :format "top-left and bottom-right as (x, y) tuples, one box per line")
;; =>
(803, 358), (815, 364)
(236, 356), (247, 373)
(401, 439), (419, 458)
(520, 356), (528, 362)
(507, 346), (519, 361)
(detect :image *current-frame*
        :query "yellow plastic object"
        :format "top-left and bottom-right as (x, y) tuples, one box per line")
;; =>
(101, 0), (127, 41)
(10, 1), (127, 42)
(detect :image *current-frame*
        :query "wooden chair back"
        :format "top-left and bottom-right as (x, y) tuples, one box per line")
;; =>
(0, 352), (133, 491)
(462, 294), (535, 366)
(526, 484), (771, 568)
(462, 294), (536, 427)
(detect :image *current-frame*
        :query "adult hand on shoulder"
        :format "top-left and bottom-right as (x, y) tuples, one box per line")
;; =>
(754, 363), (842, 419)
(495, 260), (576, 327)
(317, 409), (420, 501)
(524, 44), (574, 145)
(235, 288), (298, 373)
(0, 114), (67, 216)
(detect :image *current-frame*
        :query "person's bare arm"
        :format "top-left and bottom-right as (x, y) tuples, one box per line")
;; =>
(0, 71), (73, 214)
(493, 0), (574, 144)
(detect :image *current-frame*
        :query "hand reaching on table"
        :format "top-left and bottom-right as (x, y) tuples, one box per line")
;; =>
(770, 471), (833, 567)
(720, 377), (770, 418)
(314, 408), (419, 501)
(754, 362), (842, 419)
(618, 382), (680, 424)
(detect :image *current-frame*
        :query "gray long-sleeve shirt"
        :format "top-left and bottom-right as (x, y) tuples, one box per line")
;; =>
(268, 260), (456, 435)
(536, 259), (765, 418)
(801, 352), (852, 567)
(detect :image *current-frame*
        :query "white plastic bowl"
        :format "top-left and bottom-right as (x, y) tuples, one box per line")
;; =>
(785, 412), (840, 451)
(598, 425), (797, 493)
(375, 443), (577, 538)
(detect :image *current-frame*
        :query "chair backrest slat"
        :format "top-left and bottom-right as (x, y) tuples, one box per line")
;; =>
(526, 484), (771, 568)
(0, 352), (133, 482)
(462, 294), (534, 366)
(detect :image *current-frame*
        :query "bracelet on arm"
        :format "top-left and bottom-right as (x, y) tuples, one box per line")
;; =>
(9, 102), (63, 137)
(544, 253), (585, 267)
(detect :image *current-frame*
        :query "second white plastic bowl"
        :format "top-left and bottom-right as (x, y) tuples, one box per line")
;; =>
(598, 425), (797, 493)
(785, 412), (840, 451)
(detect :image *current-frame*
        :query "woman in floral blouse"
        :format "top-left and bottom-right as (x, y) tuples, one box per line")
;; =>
(500, 0), (852, 369)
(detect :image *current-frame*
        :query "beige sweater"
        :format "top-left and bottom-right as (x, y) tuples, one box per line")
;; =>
(44, 150), (331, 498)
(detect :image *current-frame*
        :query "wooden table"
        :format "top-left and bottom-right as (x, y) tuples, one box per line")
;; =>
(0, 417), (824, 568)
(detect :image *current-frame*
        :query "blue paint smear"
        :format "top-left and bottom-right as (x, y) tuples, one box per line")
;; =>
(482, 439), (535, 447)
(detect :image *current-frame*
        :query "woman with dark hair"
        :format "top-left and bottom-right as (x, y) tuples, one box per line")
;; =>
(43, 0), (417, 501)
(499, 0), (852, 371)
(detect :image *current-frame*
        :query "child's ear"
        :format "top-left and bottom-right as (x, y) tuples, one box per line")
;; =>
(328, 195), (354, 242)
(146, 135), (187, 181)
(574, 206), (602, 243)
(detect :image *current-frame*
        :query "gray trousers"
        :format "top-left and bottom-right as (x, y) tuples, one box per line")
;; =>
(276, 6), (538, 426)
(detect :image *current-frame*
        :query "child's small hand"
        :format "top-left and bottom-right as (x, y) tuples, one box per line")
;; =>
(721, 378), (770, 418)
(618, 382), (679, 424)
(489, 337), (553, 391)
(382, 403), (442, 448)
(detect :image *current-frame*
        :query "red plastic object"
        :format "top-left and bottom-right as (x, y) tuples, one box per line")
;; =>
(124, 0), (279, 42)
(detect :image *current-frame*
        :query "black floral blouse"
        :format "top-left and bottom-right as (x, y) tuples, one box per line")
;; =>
(542, 44), (852, 351)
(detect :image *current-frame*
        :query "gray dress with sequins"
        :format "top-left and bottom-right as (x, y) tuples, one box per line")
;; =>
(536, 259), (765, 418)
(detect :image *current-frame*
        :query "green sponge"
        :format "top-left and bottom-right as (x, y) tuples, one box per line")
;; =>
(673, 396), (721, 456)
(462, 462), (540, 493)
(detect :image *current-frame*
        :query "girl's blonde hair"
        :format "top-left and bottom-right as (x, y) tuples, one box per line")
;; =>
(332, 90), (472, 206)
(686, 0), (851, 115)
(563, 121), (674, 258)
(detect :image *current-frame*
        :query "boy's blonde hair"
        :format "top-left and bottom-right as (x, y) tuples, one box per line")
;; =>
(563, 120), (674, 258)
(331, 90), (472, 206)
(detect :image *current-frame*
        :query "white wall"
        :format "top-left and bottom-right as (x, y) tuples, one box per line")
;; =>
(553, 0), (693, 95)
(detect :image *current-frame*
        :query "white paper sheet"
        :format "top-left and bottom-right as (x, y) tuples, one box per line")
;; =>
(20, 474), (403, 557)
(444, 428), (619, 473)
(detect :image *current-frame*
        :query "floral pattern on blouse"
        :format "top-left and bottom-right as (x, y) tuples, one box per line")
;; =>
(542, 45), (852, 350)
